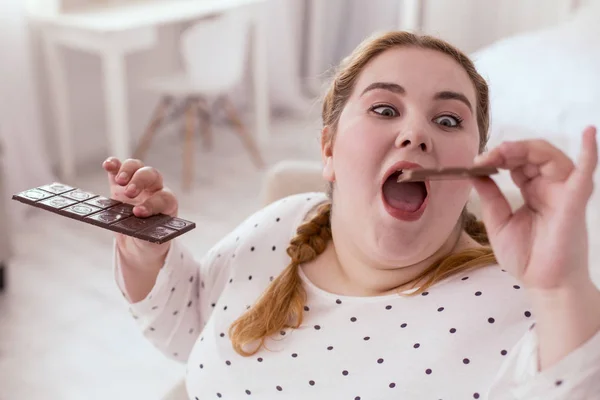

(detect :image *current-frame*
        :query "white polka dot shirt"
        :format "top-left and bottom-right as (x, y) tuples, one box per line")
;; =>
(114, 193), (600, 399)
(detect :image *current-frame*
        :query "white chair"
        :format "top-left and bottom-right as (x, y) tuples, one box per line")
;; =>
(134, 10), (265, 191)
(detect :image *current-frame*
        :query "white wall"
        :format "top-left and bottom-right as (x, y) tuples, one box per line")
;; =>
(0, 1), (54, 224)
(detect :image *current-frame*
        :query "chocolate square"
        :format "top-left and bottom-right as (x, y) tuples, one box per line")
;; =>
(85, 210), (128, 227)
(62, 189), (97, 202)
(143, 214), (172, 226)
(13, 188), (55, 204)
(163, 217), (194, 231)
(62, 203), (102, 219)
(108, 203), (134, 216)
(110, 216), (154, 233)
(84, 196), (121, 209)
(38, 182), (75, 195)
(37, 196), (78, 210)
(135, 225), (178, 243)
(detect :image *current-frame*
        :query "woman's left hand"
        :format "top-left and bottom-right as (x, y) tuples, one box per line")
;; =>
(470, 126), (598, 291)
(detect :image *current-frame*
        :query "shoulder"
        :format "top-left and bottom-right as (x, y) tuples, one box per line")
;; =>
(203, 192), (328, 260)
(204, 193), (329, 305)
(436, 263), (535, 327)
(256, 192), (329, 224)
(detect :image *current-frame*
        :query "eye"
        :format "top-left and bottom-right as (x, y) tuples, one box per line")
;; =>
(434, 114), (463, 128)
(370, 105), (398, 117)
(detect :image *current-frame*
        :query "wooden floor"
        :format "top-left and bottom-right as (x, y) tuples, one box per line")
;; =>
(1, 110), (599, 400)
(0, 113), (322, 400)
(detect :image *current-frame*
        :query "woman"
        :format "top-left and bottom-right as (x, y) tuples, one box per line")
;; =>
(106, 31), (600, 399)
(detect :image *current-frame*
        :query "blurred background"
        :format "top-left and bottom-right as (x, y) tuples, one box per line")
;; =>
(1, 0), (599, 399)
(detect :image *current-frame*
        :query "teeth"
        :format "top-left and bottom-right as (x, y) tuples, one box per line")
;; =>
(396, 170), (405, 183)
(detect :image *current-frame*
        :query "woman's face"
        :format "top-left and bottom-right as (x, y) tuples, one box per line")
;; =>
(322, 47), (481, 266)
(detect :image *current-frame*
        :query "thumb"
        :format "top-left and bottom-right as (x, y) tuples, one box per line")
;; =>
(470, 176), (513, 238)
(569, 126), (598, 199)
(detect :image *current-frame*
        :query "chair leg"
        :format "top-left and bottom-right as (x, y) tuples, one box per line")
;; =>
(197, 97), (213, 151)
(0, 262), (6, 293)
(133, 96), (172, 161)
(183, 99), (198, 192)
(221, 96), (265, 168)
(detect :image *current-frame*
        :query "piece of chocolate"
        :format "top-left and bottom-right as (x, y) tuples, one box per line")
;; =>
(62, 189), (97, 202)
(38, 182), (75, 195)
(11, 182), (196, 244)
(12, 188), (55, 205)
(37, 195), (78, 211)
(84, 196), (121, 209)
(135, 225), (178, 243)
(108, 213), (169, 233)
(164, 217), (194, 231)
(143, 214), (172, 226)
(62, 203), (103, 219)
(85, 210), (129, 227)
(108, 203), (134, 217)
(397, 166), (498, 182)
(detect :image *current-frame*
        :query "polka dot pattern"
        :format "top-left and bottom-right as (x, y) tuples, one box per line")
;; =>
(119, 193), (570, 400)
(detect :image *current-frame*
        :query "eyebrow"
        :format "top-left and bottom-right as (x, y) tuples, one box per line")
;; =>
(434, 91), (473, 114)
(361, 81), (473, 113)
(361, 82), (405, 96)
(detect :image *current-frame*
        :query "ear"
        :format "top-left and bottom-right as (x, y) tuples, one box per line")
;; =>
(321, 126), (335, 182)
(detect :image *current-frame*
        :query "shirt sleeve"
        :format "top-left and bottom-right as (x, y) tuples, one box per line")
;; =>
(112, 227), (236, 363)
(487, 324), (600, 399)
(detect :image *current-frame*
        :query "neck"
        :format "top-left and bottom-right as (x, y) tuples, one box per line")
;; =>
(302, 216), (481, 297)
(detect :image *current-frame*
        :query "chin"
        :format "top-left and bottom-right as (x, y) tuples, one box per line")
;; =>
(369, 235), (433, 266)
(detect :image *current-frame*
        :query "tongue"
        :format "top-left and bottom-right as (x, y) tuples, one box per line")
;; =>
(383, 179), (426, 212)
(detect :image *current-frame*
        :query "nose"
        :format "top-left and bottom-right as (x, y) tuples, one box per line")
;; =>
(394, 120), (433, 153)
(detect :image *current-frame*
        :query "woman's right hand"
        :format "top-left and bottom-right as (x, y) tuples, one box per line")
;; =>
(103, 157), (179, 265)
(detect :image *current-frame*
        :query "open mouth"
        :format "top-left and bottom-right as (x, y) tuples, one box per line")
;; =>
(382, 169), (429, 221)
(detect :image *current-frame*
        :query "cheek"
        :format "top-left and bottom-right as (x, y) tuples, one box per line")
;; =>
(431, 134), (479, 209)
(436, 133), (480, 167)
(334, 116), (388, 177)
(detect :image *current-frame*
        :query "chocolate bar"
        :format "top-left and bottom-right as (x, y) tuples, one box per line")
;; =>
(397, 166), (498, 182)
(11, 183), (195, 244)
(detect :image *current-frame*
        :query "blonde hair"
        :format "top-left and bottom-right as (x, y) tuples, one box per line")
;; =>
(229, 31), (497, 356)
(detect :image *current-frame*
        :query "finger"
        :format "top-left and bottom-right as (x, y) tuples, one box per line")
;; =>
(510, 168), (529, 189)
(475, 140), (574, 181)
(510, 164), (540, 189)
(568, 126), (598, 197)
(470, 176), (513, 238)
(115, 159), (144, 186)
(103, 157), (122, 185)
(123, 166), (164, 199)
(135, 189), (178, 218)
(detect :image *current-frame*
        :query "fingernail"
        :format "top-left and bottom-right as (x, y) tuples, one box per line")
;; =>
(136, 205), (147, 215)
(474, 153), (487, 163)
(126, 184), (137, 196)
(117, 172), (128, 181)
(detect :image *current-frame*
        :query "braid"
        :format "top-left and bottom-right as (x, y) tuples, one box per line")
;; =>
(462, 209), (490, 245)
(229, 202), (332, 356)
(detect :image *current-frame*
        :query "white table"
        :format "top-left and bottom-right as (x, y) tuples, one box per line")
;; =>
(30, 0), (269, 181)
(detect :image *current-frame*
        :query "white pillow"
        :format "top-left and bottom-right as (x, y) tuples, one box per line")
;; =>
(471, 2), (600, 161)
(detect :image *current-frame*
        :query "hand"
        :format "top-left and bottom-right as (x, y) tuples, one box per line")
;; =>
(102, 157), (179, 260)
(470, 126), (598, 291)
